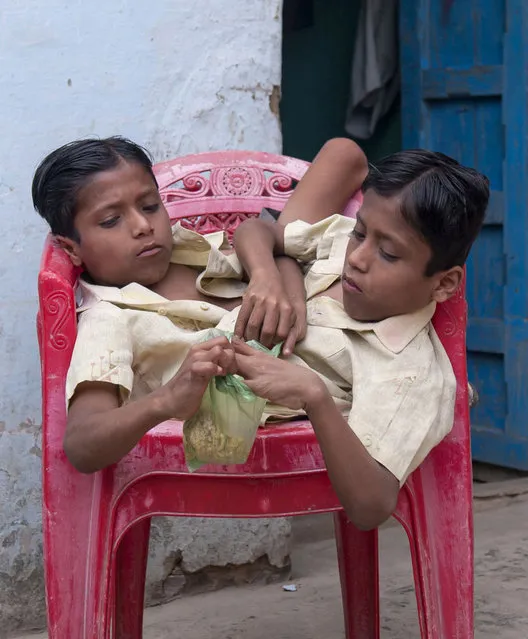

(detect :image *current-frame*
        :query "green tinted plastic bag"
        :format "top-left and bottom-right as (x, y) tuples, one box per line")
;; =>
(183, 330), (282, 471)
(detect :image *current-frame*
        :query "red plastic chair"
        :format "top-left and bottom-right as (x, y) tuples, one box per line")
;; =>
(37, 151), (473, 639)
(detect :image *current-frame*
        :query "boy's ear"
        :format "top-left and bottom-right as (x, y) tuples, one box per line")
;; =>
(431, 266), (463, 303)
(55, 235), (83, 267)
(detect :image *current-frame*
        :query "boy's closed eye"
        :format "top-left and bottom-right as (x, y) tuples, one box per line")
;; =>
(379, 247), (399, 262)
(142, 203), (160, 213)
(350, 228), (365, 242)
(99, 215), (120, 228)
(349, 228), (400, 262)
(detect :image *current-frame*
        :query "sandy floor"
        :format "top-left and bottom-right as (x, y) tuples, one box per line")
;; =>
(12, 485), (528, 638)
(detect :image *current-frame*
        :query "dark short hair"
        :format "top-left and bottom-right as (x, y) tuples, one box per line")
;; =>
(32, 136), (157, 239)
(362, 149), (490, 275)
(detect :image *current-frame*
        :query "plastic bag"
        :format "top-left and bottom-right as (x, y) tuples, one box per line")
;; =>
(183, 330), (282, 471)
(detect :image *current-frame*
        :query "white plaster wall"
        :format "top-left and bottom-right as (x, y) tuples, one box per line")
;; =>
(0, 0), (284, 632)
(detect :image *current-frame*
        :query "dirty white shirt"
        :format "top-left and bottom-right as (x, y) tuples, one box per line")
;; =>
(67, 215), (456, 484)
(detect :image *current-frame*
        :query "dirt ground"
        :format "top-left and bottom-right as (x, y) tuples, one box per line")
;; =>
(13, 480), (528, 639)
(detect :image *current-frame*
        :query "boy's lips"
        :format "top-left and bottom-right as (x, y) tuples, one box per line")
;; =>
(137, 242), (163, 257)
(342, 274), (363, 293)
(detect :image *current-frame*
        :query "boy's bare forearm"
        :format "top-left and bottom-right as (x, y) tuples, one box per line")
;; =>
(277, 138), (368, 225)
(304, 387), (399, 530)
(275, 256), (305, 306)
(235, 137), (368, 278)
(234, 218), (285, 279)
(65, 386), (170, 473)
(65, 337), (235, 473)
(233, 341), (399, 529)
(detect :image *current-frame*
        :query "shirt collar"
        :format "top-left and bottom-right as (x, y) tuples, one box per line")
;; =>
(307, 298), (436, 354)
(76, 279), (167, 312)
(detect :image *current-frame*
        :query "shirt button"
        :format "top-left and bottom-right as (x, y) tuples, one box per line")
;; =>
(158, 308), (167, 316)
(363, 434), (372, 447)
(200, 303), (210, 311)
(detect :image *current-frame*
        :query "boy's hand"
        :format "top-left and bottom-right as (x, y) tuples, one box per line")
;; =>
(234, 268), (306, 356)
(156, 337), (236, 420)
(233, 338), (326, 411)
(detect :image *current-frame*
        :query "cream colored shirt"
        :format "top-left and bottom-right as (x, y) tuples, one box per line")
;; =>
(67, 215), (456, 484)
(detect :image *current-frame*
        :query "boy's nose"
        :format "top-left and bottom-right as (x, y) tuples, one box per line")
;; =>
(130, 210), (153, 237)
(347, 243), (369, 273)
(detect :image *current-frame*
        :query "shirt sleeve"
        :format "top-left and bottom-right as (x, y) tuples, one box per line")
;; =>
(283, 214), (356, 263)
(66, 301), (134, 406)
(347, 344), (456, 485)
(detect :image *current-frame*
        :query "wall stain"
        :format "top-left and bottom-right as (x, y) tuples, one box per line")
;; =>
(269, 84), (281, 117)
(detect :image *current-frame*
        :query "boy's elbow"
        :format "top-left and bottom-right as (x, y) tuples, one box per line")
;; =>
(63, 431), (99, 474)
(345, 489), (398, 531)
(320, 138), (368, 179)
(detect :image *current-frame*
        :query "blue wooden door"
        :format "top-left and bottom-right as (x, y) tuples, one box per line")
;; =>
(400, 0), (528, 469)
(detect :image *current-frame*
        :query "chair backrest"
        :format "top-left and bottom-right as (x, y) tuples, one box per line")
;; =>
(37, 150), (468, 483)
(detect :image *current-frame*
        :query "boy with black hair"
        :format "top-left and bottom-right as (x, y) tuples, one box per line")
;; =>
(231, 148), (489, 528)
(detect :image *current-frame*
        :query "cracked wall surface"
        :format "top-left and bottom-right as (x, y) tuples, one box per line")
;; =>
(0, 1), (284, 633)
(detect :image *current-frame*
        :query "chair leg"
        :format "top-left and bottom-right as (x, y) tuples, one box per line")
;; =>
(404, 519), (474, 639)
(334, 511), (380, 639)
(113, 519), (152, 639)
(43, 472), (101, 639)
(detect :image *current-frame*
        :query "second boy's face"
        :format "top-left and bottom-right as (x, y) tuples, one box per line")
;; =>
(65, 161), (173, 287)
(341, 190), (451, 322)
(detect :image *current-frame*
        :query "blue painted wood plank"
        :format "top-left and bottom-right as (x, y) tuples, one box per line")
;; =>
(504, 321), (528, 439)
(466, 225), (504, 322)
(502, 0), (528, 451)
(422, 66), (503, 99)
(467, 318), (505, 353)
(503, 0), (528, 319)
(474, 0), (506, 66)
(474, 99), (504, 191)
(471, 431), (528, 470)
(468, 352), (507, 433)
(483, 191), (504, 225)
(428, 0), (475, 69)
(400, 1), (425, 148)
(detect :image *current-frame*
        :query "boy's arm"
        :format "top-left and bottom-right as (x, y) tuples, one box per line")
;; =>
(277, 137), (368, 225)
(234, 137), (368, 274)
(65, 337), (235, 473)
(233, 340), (399, 530)
(233, 138), (367, 351)
(303, 390), (399, 530)
(237, 253), (306, 356)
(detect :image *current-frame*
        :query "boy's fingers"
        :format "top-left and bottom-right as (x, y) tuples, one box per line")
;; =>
(232, 338), (257, 356)
(276, 306), (295, 342)
(282, 327), (297, 357)
(191, 361), (223, 379)
(293, 305), (307, 340)
(233, 353), (256, 379)
(192, 336), (230, 352)
(245, 305), (266, 342)
(260, 306), (280, 348)
(218, 347), (237, 375)
(234, 301), (252, 338)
